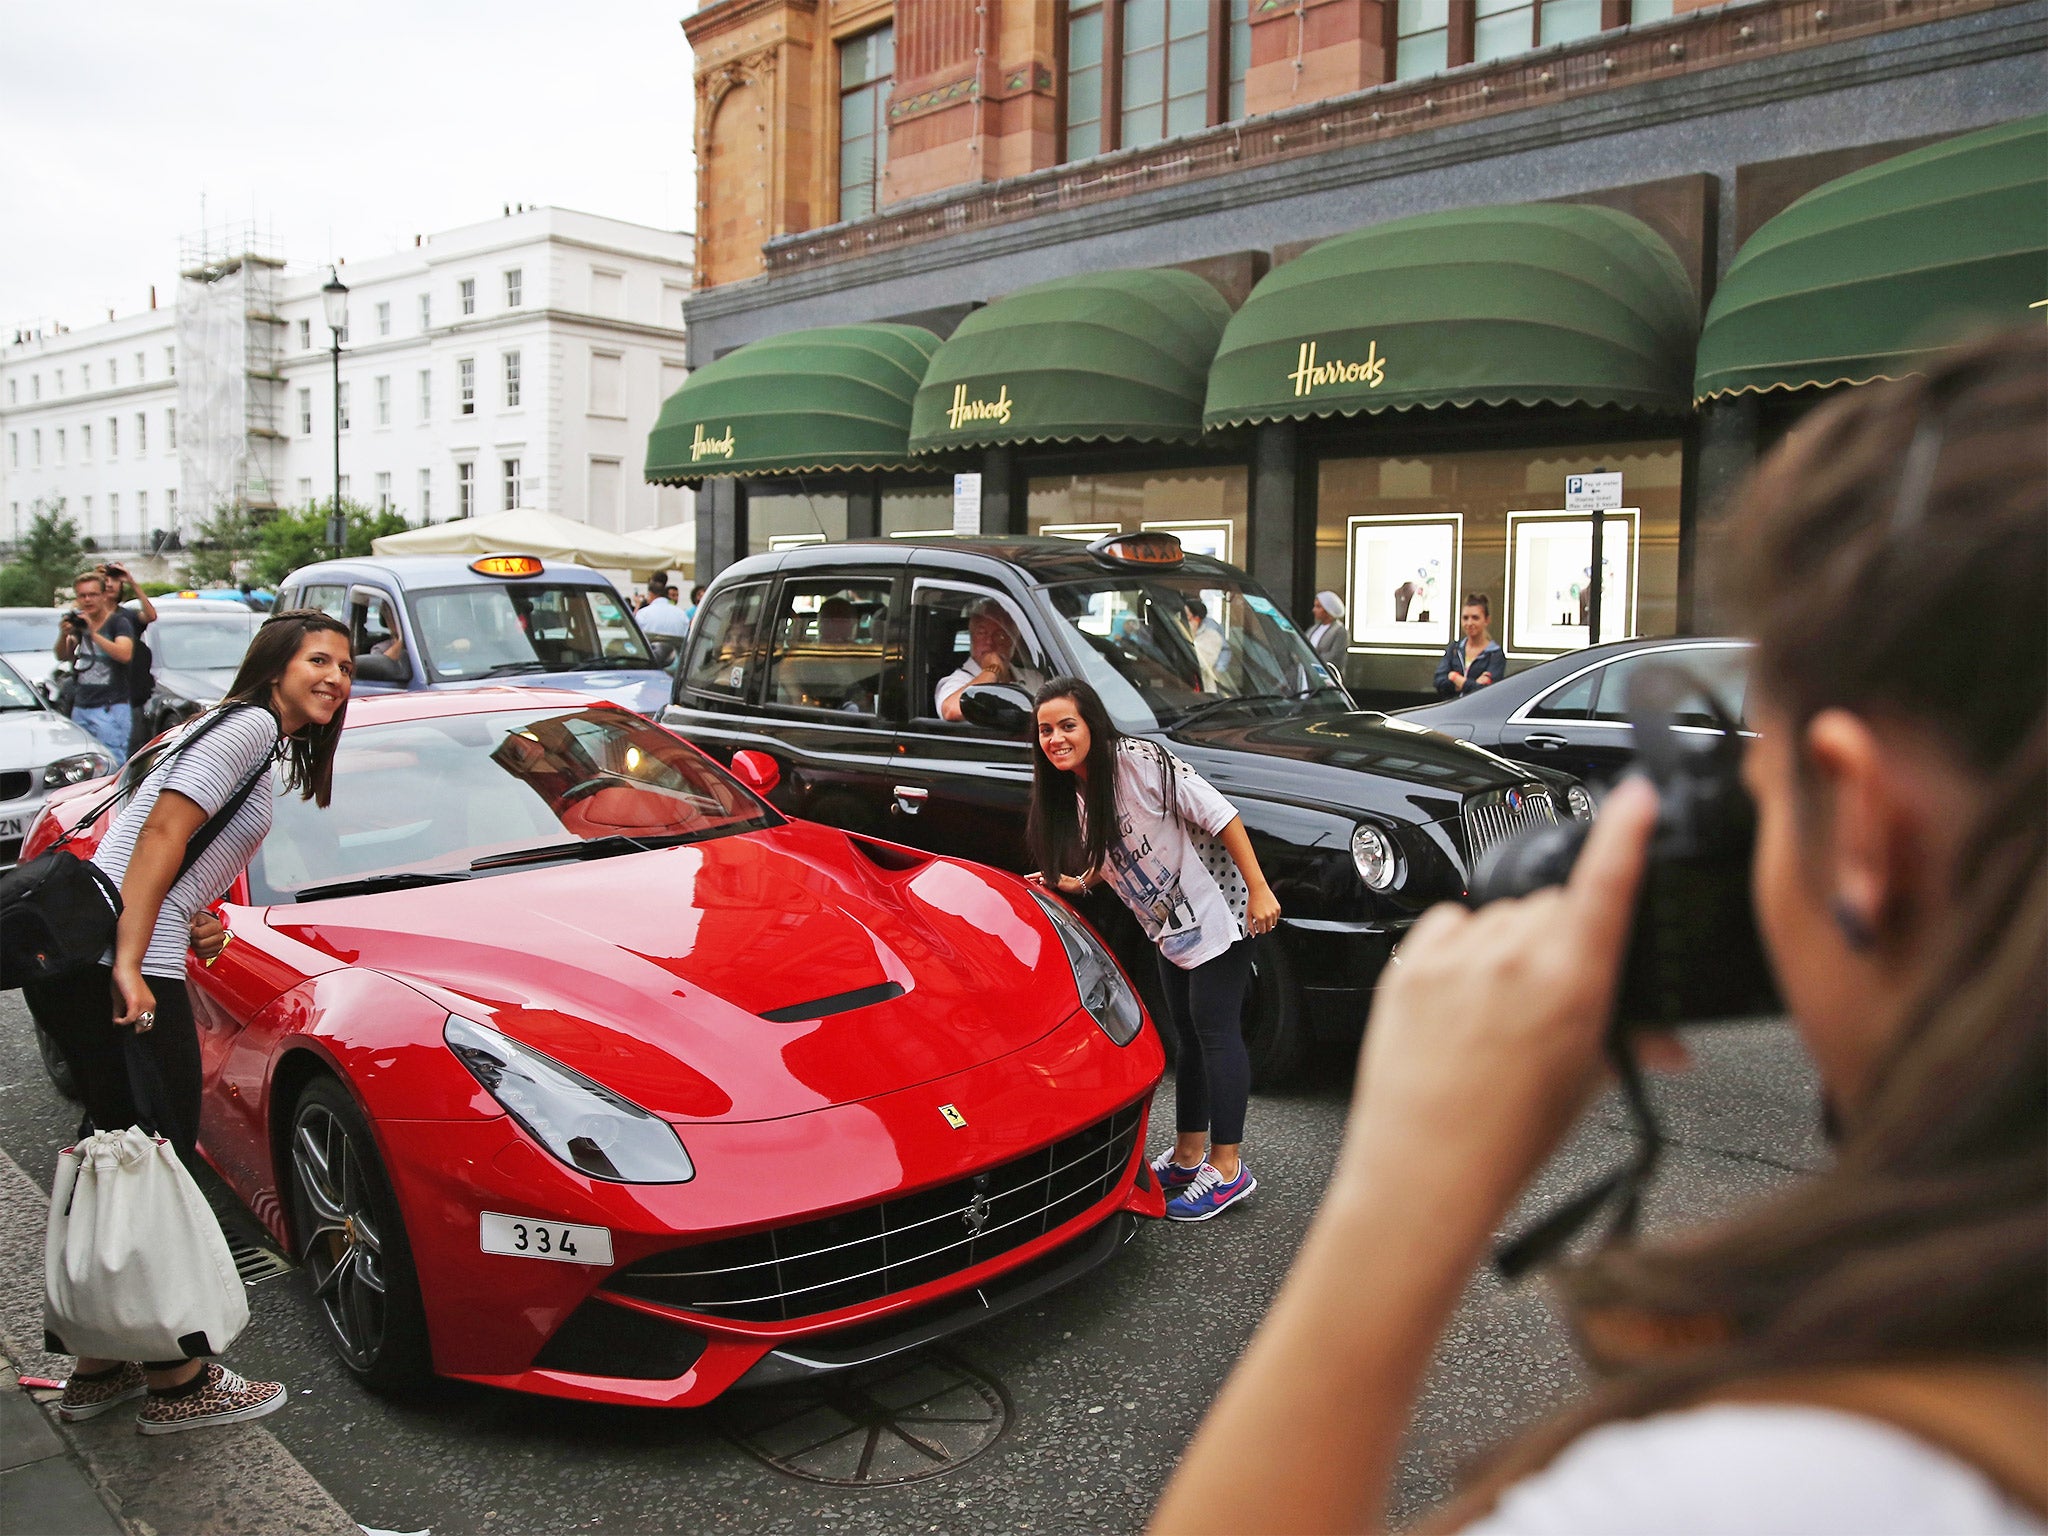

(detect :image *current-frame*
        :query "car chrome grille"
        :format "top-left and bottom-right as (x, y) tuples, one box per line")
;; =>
(1461, 784), (1560, 870)
(0, 771), (30, 802)
(603, 1100), (1144, 1323)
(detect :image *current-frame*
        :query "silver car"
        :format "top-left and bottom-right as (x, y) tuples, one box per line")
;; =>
(0, 606), (63, 696)
(0, 655), (116, 868)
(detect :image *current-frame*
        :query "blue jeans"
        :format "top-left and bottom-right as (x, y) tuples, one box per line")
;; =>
(72, 703), (131, 762)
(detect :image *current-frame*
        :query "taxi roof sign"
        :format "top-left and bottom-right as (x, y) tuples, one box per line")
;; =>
(1086, 531), (1184, 568)
(470, 554), (545, 578)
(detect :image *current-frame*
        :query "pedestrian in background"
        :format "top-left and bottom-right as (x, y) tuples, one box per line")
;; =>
(1435, 593), (1506, 698)
(55, 567), (143, 762)
(32, 610), (355, 1434)
(638, 583), (687, 639)
(684, 583), (706, 626)
(1152, 330), (2046, 1534)
(1306, 591), (1348, 672)
(118, 568), (160, 750)
(1027, 677), (1280, 1222)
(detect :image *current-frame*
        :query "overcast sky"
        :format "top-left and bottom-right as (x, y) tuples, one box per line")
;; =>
(2, 0), (697, 334)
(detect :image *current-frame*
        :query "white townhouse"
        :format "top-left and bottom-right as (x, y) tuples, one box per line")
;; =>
(1, 206), (694, 554)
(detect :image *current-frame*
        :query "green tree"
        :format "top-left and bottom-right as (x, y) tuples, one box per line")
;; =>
(250, 499), (410, 586)
(182, 504), (267, 587)
(0, 499), (85, 606)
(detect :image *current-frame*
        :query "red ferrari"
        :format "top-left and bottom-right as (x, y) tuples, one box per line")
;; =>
(25, 689), (1165, 1406)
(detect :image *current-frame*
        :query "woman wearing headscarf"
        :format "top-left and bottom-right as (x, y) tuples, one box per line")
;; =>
(1306, 592), (1348, 672)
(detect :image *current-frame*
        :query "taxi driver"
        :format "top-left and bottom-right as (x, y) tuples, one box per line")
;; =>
(936, 599), (1045, 721)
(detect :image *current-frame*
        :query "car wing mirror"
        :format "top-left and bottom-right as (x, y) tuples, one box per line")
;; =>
(960, 683), (1033, 736)
(647, 637), (679, 669)
(352, 653), (408, 684)
(729, 749), (781, 798)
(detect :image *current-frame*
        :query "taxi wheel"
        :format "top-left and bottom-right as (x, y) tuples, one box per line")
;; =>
(288, 1077), (433, 1395)
(1241, 936), (1309, 1091)
(33, 1020), (80, 1102)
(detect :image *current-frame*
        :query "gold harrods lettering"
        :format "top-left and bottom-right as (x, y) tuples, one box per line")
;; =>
(947, 383), (1013, 431)
(1288, 340), (1386, 398)
(690, 424), (736, 462)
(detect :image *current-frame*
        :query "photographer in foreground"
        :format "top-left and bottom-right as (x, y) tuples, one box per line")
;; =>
(55, 565), (152, 761)
(1152, 330), (2045, 1534)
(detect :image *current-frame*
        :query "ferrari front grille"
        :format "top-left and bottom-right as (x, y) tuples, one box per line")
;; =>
(603, 1100), (1144, 1323)
(1461, 783), (1559, 870)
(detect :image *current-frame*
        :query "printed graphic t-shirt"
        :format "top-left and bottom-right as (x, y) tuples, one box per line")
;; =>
(1083, 740), (1247, 971)
(71, 611), (138, 709)
(94, 706), (282, 978)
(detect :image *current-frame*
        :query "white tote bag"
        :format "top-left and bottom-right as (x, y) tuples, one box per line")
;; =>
(44, 1128), (249, 1362)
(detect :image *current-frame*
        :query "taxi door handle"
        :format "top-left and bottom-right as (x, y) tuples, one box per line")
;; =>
(892, 785), (928, 816)
(1525, 734), (1569, 750)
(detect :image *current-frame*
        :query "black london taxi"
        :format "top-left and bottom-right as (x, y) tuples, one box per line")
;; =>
(663, 532), (1588, 1084)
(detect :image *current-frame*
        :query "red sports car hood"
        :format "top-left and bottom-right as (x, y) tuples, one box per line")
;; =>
(264, 821), (1082, 1124)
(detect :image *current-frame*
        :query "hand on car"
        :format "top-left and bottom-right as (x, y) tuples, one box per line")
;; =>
(1332, 777), (1662, 1224)
(189, 910), (229, 961)
(1246, 885), (1281, 937)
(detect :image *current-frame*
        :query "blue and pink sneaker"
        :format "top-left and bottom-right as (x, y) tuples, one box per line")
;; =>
(1149, 1149), (1205, 1193)
(1164, 1162), (1257, 1221)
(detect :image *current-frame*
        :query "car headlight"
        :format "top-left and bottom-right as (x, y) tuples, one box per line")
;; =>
(1028, 889), (1143, 1046)
(445, 1015), (695, 1184)
(42, 751), (112, 788)
(1350, 823), (1399, 891)
(1567, 784), (1596, 822)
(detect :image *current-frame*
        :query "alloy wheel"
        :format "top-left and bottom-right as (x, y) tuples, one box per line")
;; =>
(292, 1101), (392, 1371)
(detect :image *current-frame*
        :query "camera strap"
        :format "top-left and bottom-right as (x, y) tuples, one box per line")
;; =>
(1494, 1037), (1665, 1281)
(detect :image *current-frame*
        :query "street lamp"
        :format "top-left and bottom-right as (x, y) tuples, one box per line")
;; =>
(321, 269), (349, 552)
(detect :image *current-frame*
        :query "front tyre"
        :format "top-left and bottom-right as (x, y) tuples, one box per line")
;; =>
(1241, 934), (1309, 1091)
(289, 1077), (432, 1395)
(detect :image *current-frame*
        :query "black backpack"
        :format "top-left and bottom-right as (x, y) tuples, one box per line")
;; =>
(128, 621), (154, 706)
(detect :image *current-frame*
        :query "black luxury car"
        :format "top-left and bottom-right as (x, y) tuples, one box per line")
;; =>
(663, 533), (1590, 1085)
(1395, 636), (1752, 787)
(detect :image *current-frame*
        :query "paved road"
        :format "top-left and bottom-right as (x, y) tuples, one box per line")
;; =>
(0, 992), (1823, 1534)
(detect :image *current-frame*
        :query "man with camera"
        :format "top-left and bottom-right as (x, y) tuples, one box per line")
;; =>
(55, 565), (149, 762)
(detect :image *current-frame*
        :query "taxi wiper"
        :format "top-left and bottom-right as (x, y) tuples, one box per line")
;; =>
(480, 660), (550, 676)
(571, 654), (660, 670)
(294, 870), (473, 902)
(1170, 693), (1293, 728)
(469, 831), (702, 871)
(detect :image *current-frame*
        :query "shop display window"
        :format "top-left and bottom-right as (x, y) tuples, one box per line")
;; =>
(882, 485), (954, 539)
(1028, 468), (1247, 566)
(1316, 441), (1680, 696)
(747, 491), (847, 555)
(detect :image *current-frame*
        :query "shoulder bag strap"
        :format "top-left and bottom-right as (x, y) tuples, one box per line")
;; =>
(171, 734), (278, 883)
(47, 705), (243, 855)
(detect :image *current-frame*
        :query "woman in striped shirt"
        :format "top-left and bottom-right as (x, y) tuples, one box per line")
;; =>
(39, 610), (352, 1435)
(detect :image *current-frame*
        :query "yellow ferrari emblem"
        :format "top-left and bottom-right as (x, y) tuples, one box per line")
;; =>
(938, 1104), (968, 1130)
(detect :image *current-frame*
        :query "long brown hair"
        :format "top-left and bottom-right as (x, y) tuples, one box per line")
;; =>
(221, 609), (352, 808)
(1449, 330), (2047, 1512)
(1026, 676), (1127, 881)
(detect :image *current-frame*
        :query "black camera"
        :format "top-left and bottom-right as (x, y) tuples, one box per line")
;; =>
(1471, 662), (1780, 1030)
(61, 610), (85, 630)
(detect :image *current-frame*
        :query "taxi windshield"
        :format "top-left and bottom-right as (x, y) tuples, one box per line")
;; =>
(407, 582), (652, 681)
(250, 706), (773, 902)
(1043, 576), (1343, 731)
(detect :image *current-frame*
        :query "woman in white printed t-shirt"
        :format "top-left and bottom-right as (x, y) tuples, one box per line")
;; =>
(28, 611), (353, 1437)
(1026, 676), (1280, 1222)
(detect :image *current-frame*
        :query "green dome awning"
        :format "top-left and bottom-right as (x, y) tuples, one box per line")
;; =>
(644, 323), (940, 482)
(1694, 115), (2048, 402)
(1204, 203), (1698, 429)
(908, 268), (1232, 453)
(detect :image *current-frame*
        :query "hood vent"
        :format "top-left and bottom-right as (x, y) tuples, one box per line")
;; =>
(760, 980), (906, 1024)
(848, 834), (930, 872)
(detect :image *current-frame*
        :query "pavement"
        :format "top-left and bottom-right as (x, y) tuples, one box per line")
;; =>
(0, 985), (1827, 1535)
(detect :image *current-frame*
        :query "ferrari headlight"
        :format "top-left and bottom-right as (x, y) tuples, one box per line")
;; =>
(1350, 824), (1399, 891)
(445, 1016), (695, 1184)
(1567, 784), (1597, 822)
(1029, 890), (1143, 1046)
(43, 751), (112, 788)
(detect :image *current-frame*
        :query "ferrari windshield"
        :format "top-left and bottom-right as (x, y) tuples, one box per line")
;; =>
(1042, 576), (1343, 730)
(250, 706), (773, 902)
(150, 613), (263, 671)
(407, 582), (653, 682)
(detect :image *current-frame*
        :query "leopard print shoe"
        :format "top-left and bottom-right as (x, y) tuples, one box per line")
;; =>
(134, 1363), (286, 1436)
(58, 1362), (146, 1422)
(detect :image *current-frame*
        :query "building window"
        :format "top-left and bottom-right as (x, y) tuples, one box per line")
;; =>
(1227, 0), (1251, 119)
(166, 488), (176, 520)
(502, 457), (521, 510)
(375, 374), (391, 426)
(108, 358), (117, 386)
(1396, 0), (1614, 78)
(81, 496), (94, 528)
(31, 375), (41, 401)
(503, 350), (521, 408)
(418, 369), (432, 423)
(1121, 0), (1208, 148)
(81, 363), (91, 390)
(1066, 3), (1106, 159)
(457, 460), (475, 518)
(1065, 1), (1240, 162)
(81, 424), (92, 460)
(419, 293), (432, 330)
(138, 350), (147, 379)
(838, 25), (894, 222)
(376, 300), (392, 337)
(32, 429), (41, 466)
(166, 407), (176, 451)
(299, 317), (312, 349)
(459, 278), (476, 316)
(137, 490), (148, 526)
(338, 381), (351, 431)
(376, 471), (392, 511)
(458, 357), (475, 415)
(1474, 0), (1536, 63)
(136, 412), (147, 453)
(55, 368), (65, 395)
(298, 478), (313, 503)
(107, 417), (116, 455)
(1396, 0), (1450, 78)
(6, 433), (15, 468)
(107, 492), (117, 528)
(504, 268), (524, 308)
(418, 467), (432, 522)
(299, 388), (313, 435)
(165, 346), (175, 377)
(5, 380), (13, 403)
(55, 429), (66, 465)
(340, 474), (350, 498)
(588, 350), (622, 416)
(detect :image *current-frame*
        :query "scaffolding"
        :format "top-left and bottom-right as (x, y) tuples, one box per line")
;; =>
(176, 221), (286, 533)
